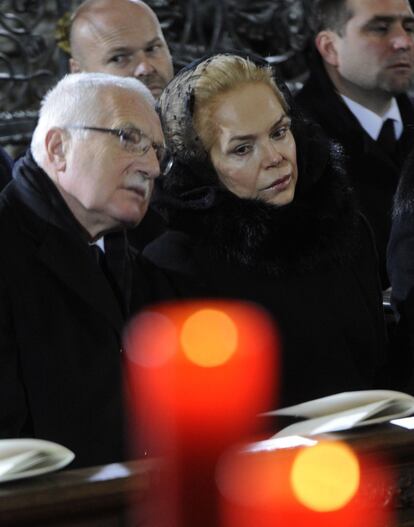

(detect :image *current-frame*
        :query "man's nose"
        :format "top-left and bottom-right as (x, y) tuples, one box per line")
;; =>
(139, 147), (160, 179)
(133, 54), (156, 77)
(391, 26), (414, 51)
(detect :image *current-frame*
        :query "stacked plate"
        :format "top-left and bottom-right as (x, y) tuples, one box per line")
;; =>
(0, 439), (75, 483)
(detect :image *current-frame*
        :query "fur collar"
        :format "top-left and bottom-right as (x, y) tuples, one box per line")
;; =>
(157, 143), (359, 277)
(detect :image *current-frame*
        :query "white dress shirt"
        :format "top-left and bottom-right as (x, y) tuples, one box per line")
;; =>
(340, 94), (403, 141)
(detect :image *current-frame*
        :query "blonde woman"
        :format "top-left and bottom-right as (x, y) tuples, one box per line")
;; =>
(145, 54), (387, 407)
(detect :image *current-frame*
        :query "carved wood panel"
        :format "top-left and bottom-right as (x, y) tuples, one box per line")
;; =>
(0, 0), (313, 147)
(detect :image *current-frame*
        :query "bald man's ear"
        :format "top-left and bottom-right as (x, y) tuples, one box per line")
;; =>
(69, 57), (81, 73)
(45, 128), (68, 171)
(315, 30), (340, 67)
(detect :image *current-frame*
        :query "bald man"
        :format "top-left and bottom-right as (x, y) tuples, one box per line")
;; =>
(69, 0), (174, 99)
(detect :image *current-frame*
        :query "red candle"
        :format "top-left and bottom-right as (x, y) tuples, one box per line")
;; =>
(217, 439), (394, 527)
(125, 299), (278, 527)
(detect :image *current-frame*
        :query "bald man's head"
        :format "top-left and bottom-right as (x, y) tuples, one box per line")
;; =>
(69, 0), (174, 99)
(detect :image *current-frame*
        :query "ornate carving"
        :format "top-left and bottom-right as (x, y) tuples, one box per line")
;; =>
(0, 0), (314, 147)
(146, 0), (313, 82)
(0, 0), (71, 147)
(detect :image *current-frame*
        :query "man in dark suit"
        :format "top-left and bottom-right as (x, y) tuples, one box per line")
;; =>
(0, 72), (178, 468)
(295, 0), (414, 289)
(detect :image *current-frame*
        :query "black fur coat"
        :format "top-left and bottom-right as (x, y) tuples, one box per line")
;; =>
(145, 128), (387, 407)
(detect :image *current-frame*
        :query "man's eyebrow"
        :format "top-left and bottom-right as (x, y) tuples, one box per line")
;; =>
(365, 15), (414, 25)
(104, 38), (163, 58)
(104, 46), (133, 56)
(144, 37), (163, 47)
(228, 115), (287, 143)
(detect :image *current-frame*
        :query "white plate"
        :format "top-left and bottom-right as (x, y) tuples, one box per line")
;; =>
(0, 438), (75, 483)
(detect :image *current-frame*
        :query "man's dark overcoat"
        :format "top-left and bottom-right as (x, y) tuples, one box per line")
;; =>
(0, 151), (180, 468)
(387, 149), (414, 392)
(295, 54), (414, 289)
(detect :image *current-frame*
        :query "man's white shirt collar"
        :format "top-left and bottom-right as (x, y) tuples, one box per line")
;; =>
(340, 94), (403, 140)
(89, 237), (105, 253)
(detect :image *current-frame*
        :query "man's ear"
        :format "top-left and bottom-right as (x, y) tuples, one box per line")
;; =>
(45, 127), (68, 171)
(69, 57), (81, 73)
(315, 30), (340, 67)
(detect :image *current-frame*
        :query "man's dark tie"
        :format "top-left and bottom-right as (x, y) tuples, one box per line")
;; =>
(90, 244), (115, 289)
(377, 118), (397, 158)
(89, 240), (130, 315)
(89, 243), (106, 268)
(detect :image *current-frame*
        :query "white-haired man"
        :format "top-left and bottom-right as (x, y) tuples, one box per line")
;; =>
(0, 72), (178, 468)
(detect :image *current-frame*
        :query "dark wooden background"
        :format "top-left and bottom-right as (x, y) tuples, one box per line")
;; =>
(0, 0), (314, 150)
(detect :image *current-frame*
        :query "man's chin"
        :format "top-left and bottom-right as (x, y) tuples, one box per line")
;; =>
(123, 217), (143, 229)
(383, 77), (414, 95)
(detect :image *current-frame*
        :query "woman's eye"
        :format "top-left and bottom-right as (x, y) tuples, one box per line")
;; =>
(232, 144), (252, 156)
(271, 127), (288, 140)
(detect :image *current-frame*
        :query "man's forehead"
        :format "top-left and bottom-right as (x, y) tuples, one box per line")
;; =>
(347, 0), (414, 21)
(76, 5), (162, 48)
(108, 90), (163, 139)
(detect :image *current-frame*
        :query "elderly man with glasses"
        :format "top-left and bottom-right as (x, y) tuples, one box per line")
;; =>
(0, 72), (178, 468)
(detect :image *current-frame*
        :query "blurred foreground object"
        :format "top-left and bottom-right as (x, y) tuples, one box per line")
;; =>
(125, 299), (279, 527)
(218, 438), (394, 527)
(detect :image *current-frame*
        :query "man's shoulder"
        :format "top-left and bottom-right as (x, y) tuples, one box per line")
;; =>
(0, 184), (20, 230)
(295, 58), (336, 103)
(295, 74), (328, 102)
(0, 181), (44, 253)
(397, 92), (414, 123)
(295, 74), (350, 134)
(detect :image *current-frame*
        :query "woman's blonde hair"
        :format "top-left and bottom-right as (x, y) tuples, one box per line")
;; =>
(192, 54), (288, 151)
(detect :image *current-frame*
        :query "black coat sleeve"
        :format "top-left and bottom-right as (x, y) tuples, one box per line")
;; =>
(0, 275), (29, 437)
(388, 212), (414, 317)
(387, 212), (414, 390)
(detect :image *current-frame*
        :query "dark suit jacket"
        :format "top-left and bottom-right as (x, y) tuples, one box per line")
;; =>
(0, 152), (180, 468)
(295, 54), (414, 289)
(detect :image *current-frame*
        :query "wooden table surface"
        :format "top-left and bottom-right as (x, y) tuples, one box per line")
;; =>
(1, 423), (414, 526)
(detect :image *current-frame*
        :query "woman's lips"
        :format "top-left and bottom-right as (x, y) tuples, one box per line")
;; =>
(261, 174), (291, 192)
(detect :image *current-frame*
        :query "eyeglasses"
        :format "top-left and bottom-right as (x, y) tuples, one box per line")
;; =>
(66, 125), (173, 175)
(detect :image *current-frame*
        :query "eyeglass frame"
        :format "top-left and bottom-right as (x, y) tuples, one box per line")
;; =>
(65, 125), (173, 176)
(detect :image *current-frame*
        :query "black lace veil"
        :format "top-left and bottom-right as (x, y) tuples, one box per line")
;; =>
(155, 52), (335, 208)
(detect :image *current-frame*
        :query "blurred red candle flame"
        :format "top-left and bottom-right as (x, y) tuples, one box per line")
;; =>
(217, 439), (395, 527)
(126, 300), (278, 448)
(125, 300), (279, 527)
